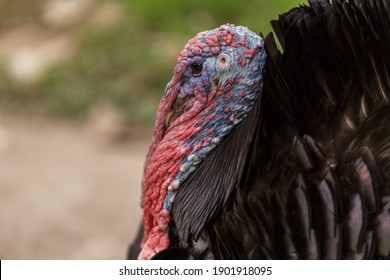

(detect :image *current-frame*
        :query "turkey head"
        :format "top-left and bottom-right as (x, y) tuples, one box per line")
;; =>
(138, 24), (266, 259)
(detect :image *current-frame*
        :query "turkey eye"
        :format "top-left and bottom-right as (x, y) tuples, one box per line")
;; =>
(189, 62), (202, 75)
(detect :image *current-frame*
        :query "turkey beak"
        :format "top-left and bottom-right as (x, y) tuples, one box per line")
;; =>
(165, 110), (174, 129)
(212, 76), (220, 90)
(165, 95), (192, 129)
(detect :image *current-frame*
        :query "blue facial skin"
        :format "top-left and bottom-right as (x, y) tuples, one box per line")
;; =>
(162, 26), (266, 212)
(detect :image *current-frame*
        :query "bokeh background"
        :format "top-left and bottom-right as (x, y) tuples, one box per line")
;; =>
(0, 0), (300, 259)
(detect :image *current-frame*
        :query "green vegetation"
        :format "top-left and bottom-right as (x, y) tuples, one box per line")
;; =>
(0, 0), (302, 128)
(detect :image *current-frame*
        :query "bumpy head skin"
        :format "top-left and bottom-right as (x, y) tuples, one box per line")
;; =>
(138, 24), (266, 259)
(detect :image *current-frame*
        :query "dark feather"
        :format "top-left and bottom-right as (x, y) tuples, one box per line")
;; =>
(376, 197), (390, 257)
(151, 248), (194, 260)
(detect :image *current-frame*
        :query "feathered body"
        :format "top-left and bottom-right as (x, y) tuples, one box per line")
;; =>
(130, 0), (390, 259)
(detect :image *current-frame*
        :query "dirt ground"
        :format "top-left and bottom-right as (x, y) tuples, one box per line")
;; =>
(0, 115), (151, 259)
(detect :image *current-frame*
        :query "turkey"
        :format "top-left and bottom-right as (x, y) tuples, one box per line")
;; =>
(128, 0), (390, 260)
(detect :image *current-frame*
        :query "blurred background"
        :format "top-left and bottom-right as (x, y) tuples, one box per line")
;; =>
(0, 0), (300, 259)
